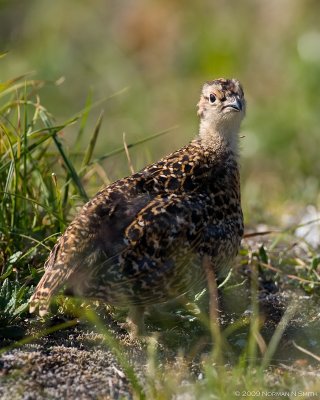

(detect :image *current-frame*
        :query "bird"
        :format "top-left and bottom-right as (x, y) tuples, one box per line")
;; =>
(29, 78), (245, 336)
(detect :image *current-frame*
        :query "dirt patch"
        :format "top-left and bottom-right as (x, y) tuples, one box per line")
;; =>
(0, 325), (144, 399)
(1, 235), (320, 399)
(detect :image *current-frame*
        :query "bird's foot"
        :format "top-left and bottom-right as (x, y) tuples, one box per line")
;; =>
(122, 306), (146, 339)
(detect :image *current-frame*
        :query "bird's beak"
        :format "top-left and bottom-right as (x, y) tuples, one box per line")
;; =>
(223, 98), (242, 112)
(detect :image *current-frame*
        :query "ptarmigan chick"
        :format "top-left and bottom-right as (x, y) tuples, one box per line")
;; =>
(30, 78), (246, 335)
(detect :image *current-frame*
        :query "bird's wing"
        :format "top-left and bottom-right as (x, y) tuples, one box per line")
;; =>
(125, 192), (205, 253)
(90, 194), (205, 288)
(85, 192), (207, 305)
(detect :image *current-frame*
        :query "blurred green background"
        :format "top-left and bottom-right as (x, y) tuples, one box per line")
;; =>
(1, 0), (320, 227)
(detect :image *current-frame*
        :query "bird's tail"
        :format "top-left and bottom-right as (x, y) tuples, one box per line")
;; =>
(29, 242), (73, 316)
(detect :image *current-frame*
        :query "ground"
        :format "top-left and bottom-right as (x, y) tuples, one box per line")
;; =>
(0, 235), (320, 399)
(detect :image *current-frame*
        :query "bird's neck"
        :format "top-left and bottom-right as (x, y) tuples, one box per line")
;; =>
(198, 118), (240, 157)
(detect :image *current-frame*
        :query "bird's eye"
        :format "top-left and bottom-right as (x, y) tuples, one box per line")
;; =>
(209, 94), (216, 104)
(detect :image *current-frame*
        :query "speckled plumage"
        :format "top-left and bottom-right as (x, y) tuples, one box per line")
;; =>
(30, 78), (246, 330)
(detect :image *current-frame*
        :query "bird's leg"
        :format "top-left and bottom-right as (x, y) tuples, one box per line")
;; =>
(126, 305), (146, 338)
(202, 255), (220, 331)
(202, 254), (225, 363)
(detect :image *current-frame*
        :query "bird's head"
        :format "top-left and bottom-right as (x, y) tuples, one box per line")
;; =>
(197, 78), (246, 151)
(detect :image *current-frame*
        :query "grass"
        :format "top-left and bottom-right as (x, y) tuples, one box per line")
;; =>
(1, 70), (320, 399)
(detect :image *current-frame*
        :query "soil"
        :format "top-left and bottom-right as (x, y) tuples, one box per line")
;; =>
(0, 317), (146, 400)
(1, 236), (320, 399)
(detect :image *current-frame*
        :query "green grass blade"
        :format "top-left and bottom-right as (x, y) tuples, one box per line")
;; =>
(0, 191), (65, 223)
(39, 109), (88, 201)
(0, 122), (79, 174)
(90, 125), (178, 165)
(260, 302), (297, 370)
(68, 87), (129, 123)
(80, 111), (103, 172)
(75, 89), (93, 149)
